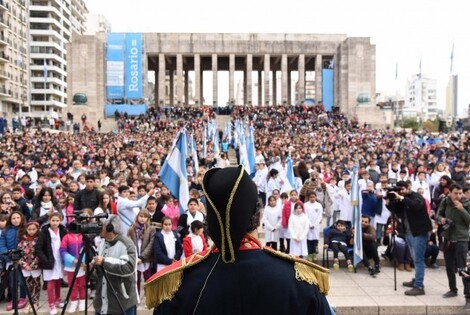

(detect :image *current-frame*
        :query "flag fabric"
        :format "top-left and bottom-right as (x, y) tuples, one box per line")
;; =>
(190, 134), (199, 178)
(246, 126), (257, 177)
(286, 157), (295, 188)
(395, 62), (398, 80)
(351, 165), (363, 268)
(159, 131), (190, 214)
(450, 43), (454, 73)
(44, 59), (48, 83)
(238, 132), (251, 175)
(418, 57), (422, 79)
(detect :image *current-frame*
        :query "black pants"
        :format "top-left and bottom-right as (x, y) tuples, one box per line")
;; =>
(444, 240), (470, 296)
(362, 241), (380, 267)
(266, 241), (277, 251)
(307, 240), (318, 254)
(330, 243), (350, 260)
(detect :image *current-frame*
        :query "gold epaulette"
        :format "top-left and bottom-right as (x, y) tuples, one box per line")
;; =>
(263, 246), (330, 295)
(144, 245), (214, 309)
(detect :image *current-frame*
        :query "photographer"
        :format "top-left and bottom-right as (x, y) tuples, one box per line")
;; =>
(436, 183), (470, 307)
(388, 181), (432, 296)
(93, 215), (138, 315)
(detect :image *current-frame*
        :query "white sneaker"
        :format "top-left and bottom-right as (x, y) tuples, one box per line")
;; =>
(78, 300), (86, 312)
(68, 300), (78, 313)
(49, 306), (58, 315)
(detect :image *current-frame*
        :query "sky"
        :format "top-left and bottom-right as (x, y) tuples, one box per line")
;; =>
(86, 0), (470, 117)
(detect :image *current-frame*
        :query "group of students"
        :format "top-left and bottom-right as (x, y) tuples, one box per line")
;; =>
(262, 189), (323, 262)
(0, 193), (209, 314)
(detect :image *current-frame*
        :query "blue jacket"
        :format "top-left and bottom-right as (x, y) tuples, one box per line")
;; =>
(0, 226), (19, 262)
(154, 231), (182, 266)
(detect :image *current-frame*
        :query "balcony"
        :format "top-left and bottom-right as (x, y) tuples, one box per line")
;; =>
(0, 85), (11, 97)
(0, 51), (8, 63)
(0, 70), (9, 80)
(0, 34), (7, 46)
(0, 18), (8, 29)
(0, 0), (8, 11)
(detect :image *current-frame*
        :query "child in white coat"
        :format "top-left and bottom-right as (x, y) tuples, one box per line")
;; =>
(262, 195), (282, 250)
(288, 202), (309, 258)
(304, 191), (323, 261)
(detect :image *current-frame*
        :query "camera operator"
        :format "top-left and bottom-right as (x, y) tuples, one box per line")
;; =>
(93, 215), (138, 315)
(388, 181), (432, 296)
(436, 183), (470, 307)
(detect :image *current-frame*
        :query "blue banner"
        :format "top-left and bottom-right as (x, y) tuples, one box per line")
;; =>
(106, 33), (126, 99)
(322, 69), (334, 111)
(125, 33), (143, 99)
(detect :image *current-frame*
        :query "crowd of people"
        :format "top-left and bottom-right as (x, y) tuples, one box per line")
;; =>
(0, 104), (469, 312)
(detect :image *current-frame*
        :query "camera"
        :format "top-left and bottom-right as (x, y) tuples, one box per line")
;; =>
(458, 265), (470, 279)
(0, 248), (23, 261)
(67, 211), (109, 236)
(442, 218), (455, 231)
(384, 186), (401, 201)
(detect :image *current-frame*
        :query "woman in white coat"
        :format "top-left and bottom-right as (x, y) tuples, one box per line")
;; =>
(262, 195), (282, 250)
(375, 179), (391, 245)
(304, 191), (323, 261)
(288, 202), (310, 258)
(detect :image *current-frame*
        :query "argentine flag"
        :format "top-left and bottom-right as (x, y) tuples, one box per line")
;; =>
(159, 131), (190, 214)
(351, 165), (363, 268)
(286, 157), (295, 188)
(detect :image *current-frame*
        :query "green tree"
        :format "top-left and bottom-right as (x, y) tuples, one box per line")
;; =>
(401, 118), (419, 131)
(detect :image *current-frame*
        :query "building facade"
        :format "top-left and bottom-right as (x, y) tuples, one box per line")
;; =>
(68, 32), (389, 127)
(29, 0), (88, 119)
(445, 74), (458, 118)
(403, 74), (438, 121)
(0, 0), (28, 120)
(84, 13), (111, 35)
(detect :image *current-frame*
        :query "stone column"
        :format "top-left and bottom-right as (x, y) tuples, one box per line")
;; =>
(243, 70), (247, 105)
(281, 54), (288, 105)
(184, 70), (189, 105)
(194, 54), (201, 106)
(169, 70), (174, 106)
(212, 54), (218, 105)
(264, 54), (270, 105)
(200, 69), (204, 105)
(272, 71), (277, 106)
(154, 70), (159, 107)
(176, 54), (183, 105)
(315, 54), (323, 104)
(246, 54), (252, 105)
(287, 70), (291, 106)
(258, 71), (262, 106)
(298, 54), (305, 104)
(229, 54), (235, 105)
(158, 54), (166, 105)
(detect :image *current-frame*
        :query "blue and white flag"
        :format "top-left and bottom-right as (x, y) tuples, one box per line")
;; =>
(190, 134), (199, 178)
(238, 132), (251, 175)
(351, 165), (363, 268)
(450, 43), (454, 74)
(286, 157), (295, 188)
(159, 131), (189, 214)
(246, 126), (257, 177)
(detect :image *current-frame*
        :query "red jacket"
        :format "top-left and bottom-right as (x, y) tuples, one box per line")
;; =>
(183, 233), (207, 257)
(282, 200), (304, 228)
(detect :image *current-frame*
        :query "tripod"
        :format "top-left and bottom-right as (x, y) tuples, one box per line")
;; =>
(60, 234), (125, 315)
(0, 255), (37, 315)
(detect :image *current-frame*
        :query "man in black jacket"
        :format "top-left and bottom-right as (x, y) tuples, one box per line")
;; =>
(73, 175), (100, 211)
(389, 181), (432, 296)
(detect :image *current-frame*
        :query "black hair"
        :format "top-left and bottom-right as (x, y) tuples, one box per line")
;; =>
(190, 220), (204, 233)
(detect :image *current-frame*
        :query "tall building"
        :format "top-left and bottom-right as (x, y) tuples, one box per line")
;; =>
(84, 14), (111, 35)
(445, 75), (458, 118)
(0, 0), (29, 119)
(403, 74), (438, 121)
(29, 0), (88, 119)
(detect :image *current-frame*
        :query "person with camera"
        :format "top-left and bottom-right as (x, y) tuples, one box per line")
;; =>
(436, 183), (470, 308)
(93, 215), (138, 315)
(388, 181), (432, 296)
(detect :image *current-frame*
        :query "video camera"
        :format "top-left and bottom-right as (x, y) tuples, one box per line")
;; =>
(0, 248), (23, 261)
(384, 186), (402, 202)
(67, 211), (109, 236)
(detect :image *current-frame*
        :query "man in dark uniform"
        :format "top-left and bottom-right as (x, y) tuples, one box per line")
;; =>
(145, 165), (333, 315)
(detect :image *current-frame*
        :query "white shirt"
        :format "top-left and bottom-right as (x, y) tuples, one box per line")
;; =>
(305, 201), (323, 240)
